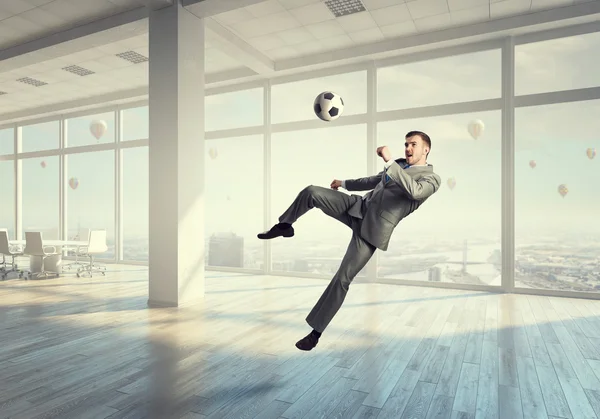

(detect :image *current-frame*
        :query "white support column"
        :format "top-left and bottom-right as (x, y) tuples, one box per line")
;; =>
(365, 62), (378, 282)
(501, 37), (515, 293)
(148, 1), (206, 307)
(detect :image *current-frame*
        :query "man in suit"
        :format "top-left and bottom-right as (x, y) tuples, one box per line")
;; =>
(258, 131), (442, 351)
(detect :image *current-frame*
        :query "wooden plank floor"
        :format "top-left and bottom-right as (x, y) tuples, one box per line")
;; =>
(2, 265), (600, 419)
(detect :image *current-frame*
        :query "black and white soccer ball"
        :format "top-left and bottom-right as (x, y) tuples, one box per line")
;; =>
(313, 91), (344, 122)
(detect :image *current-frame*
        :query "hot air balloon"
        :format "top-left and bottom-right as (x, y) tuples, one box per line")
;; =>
(446, 177), (456, 190)
(558, 184), (568, 198)
(529, 160), (536, 169)
(40, 161), (46, 169)
(467, 119), (485, 140)
(208, 147), (218, 160)
(69, 177), (79, 190)
(587, 148), (596, 159)
(89, 120), (107, 141)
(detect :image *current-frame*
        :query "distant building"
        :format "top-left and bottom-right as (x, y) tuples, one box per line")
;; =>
(208, 232), (243, 268)
(293, 259), (309, 272)
(428, 267), (441, 282)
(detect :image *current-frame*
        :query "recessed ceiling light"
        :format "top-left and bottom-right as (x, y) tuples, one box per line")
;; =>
(63, 65), (95, 76)
(324, 0), (366, 17)
(116, 51), (148, 64)
(16, 77), (47, 87)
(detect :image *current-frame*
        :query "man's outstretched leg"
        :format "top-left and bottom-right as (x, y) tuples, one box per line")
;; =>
(296, 218), (376, 351)
(258, 185), (357, 239)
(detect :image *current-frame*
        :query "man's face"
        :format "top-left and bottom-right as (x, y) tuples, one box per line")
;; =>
(405, 135), (428, 165)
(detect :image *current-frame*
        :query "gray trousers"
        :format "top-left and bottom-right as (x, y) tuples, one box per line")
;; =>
(278, 185), (377, 333)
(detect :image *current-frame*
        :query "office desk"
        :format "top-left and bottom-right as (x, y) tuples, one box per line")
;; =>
(10, 240), (88, 247)
(9, 240), (88, 275)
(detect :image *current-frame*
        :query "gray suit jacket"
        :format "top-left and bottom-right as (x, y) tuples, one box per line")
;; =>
(344, 158), (441, 251)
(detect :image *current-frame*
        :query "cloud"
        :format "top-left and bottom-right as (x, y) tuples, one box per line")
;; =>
(377, 49), (502, 109)
(515, 31), (600, 94)
(206, 87), (263, 130)
(379, 111), (501, 147)
(22, 120), (59, 138)
(516, 100), (600, 151)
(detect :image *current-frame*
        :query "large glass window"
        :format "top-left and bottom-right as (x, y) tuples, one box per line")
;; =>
(0, 160), (15, 239)
(205, 135), (264, 270)
(122, 147), (148, 261)
(271, 71), (367, 124)
(516, 32), (600, 96)
(205, 88), (263, 131)
(515, 100), (600, 293)
(0, 128), (13, 155)
(378, 49), (501, 111)
(270, 125), (368, 275)
(66, 112), (115, 147)
(22, 156), (59, 239)
(66, 151), (115, 259)
(122, 106), (148, 142)
(21, 120), (59, 153)
(376, 111), (502, 286)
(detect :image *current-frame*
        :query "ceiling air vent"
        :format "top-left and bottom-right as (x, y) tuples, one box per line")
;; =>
(63, 65), (95, 76)
(324, 0), (366, 17)
(16, 77), (47, 87)
(0, 91), (7, 95)
(116, 51), (148, 64)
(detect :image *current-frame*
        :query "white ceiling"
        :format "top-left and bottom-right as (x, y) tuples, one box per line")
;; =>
(0, 0), (144, 50)
(0, 34), (243, 113)
(213, 0), (594, 60)
(0, 0), (598, 123)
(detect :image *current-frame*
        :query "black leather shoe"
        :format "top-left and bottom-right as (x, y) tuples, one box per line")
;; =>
(295, 332), (319, 351)
(257, 223), (294, 239)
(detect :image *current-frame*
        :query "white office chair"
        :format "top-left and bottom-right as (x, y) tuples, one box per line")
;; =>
(0, 229), (24, 280)
(63, 228), (90, 272)
(0, 227), (14, 272)
(23, 231), (61, 279)
(77, 230), (108, 278)
(0, 227), (7, 272)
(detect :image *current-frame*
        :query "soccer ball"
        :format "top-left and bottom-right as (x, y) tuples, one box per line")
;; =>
(313, 91), (344, 122)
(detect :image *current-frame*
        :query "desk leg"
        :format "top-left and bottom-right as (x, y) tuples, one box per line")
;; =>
(29, 256), (42, 273)
(28, 254), (62, 277)
(45, 254), (63, 276)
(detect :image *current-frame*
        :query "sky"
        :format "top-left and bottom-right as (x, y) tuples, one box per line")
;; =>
(1, 30), (599, 261)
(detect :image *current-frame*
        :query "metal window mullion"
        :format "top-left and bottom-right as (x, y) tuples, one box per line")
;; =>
(60, 118), (67, 241)
(366, 62), (378, 283)
(501, 36), (516, 293)
(263, 80), (272, 275)
(14, 126), (21, 240)
(116, 109), (123, 262)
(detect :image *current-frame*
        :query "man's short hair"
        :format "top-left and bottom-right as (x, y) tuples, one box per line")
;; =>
(405, 130), (431, 157)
